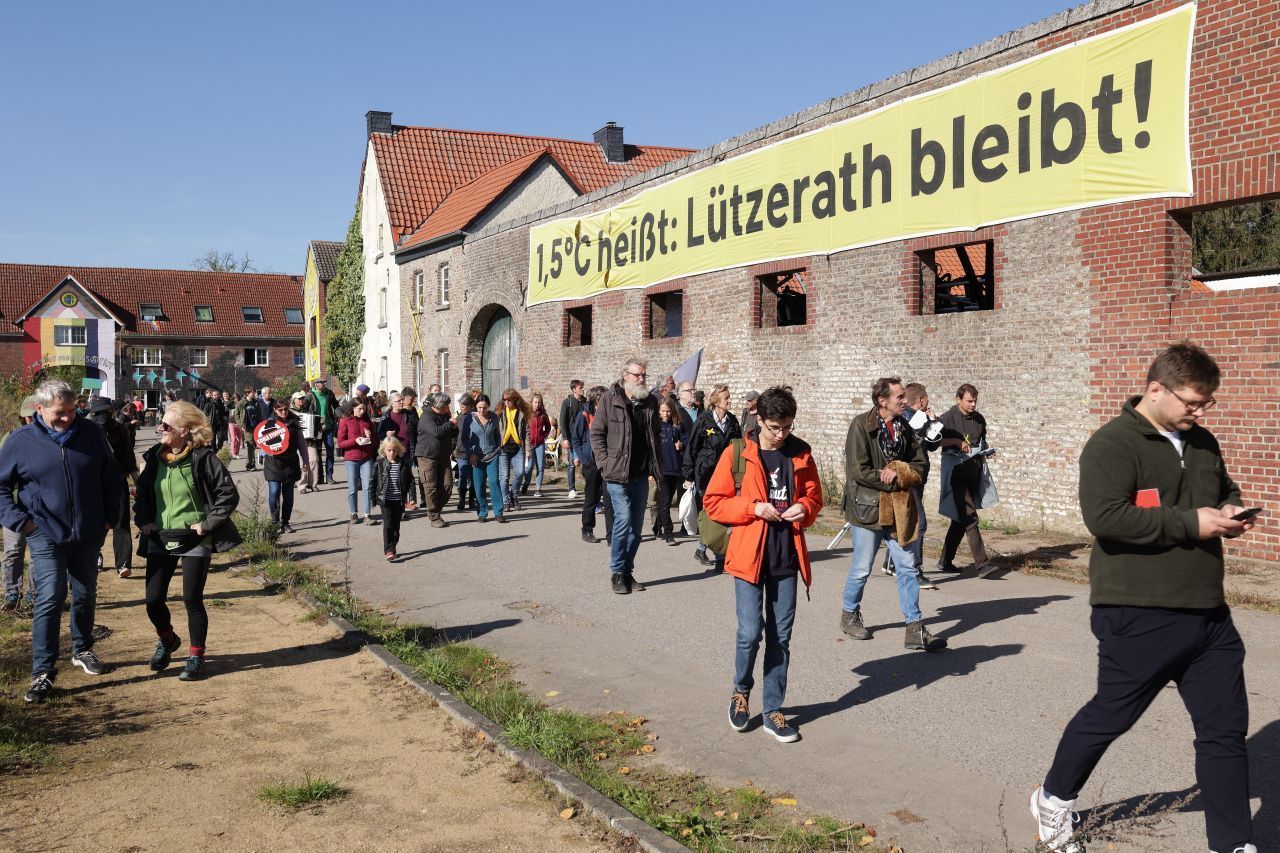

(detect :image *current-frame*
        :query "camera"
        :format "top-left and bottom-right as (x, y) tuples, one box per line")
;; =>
(905, 406), (943, 442)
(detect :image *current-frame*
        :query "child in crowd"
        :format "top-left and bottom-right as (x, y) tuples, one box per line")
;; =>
(371, 436), (416, 561)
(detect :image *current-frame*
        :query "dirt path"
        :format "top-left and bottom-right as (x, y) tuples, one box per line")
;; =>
(0, 564), (611, 852)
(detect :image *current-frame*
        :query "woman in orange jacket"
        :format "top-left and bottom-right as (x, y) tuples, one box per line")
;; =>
(703, 386), (822, 743)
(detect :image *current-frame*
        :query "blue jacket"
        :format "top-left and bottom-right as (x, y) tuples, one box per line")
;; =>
(570, 409), (595, 466)
(461, 412), (503, 459)
(0, 415), (122, 543)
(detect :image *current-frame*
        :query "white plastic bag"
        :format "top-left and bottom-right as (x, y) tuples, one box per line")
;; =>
(678, 488), (698, 536)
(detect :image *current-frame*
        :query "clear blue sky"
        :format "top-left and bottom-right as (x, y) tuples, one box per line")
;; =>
(1, 0), (1072, 275)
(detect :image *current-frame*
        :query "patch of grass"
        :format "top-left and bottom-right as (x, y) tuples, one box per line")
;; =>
(1001, 523), (1022, 535)
(0, 610), (51, 773)
(258, 773), (346, 808)
(250, 551), (881, 850)
(1226, 589), (1280, 615)
(208, 598), (234, 608)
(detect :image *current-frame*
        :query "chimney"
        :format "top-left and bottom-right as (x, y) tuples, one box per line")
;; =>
(594, 122), (625, 164)
(366, 110), (393, 137)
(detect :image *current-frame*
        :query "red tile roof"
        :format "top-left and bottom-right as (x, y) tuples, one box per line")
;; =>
(370, 126), (694, 244)
(932, 243), (989, 281)
(398, 148), (581, 251)
(0, 263), (305, 338)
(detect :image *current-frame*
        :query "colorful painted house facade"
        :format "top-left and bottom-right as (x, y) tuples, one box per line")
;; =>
(302, 239), (342, 387)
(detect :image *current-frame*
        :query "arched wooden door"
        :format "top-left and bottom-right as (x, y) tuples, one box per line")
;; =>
(481, 308), (516, 400)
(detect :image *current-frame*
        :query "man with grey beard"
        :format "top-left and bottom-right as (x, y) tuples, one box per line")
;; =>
(590, 356), (662, 595)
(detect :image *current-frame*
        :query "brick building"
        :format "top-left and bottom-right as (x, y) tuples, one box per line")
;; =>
(388, 0), (1279, 561)
(0, 263), (306, 410)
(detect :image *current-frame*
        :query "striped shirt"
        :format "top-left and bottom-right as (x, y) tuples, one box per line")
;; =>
(386, 460), (405, 502)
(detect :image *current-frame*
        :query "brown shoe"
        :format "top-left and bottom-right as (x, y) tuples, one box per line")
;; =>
(430, 517), (447, 528)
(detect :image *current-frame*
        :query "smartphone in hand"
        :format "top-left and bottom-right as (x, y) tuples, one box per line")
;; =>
(1231, 507), (1261, 522)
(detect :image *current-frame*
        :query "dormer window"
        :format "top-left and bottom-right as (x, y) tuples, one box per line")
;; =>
(241, 306), (264, 323)
(139, 303), (163, 321)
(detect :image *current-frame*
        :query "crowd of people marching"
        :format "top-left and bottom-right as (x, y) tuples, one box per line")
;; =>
(0, 339), (1261, 853)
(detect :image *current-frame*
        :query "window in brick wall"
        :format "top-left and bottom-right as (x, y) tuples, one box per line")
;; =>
(244, 347), (269, 367)
(54, 325), (86, 346)
(564, 305), (592, 347)
(438, 263), (450, 306)
(378, 287), (387, 327)
(414, 270), (425, 309)
(189, 347), (208, 367)
(438, 349), (449, 391)
(646, 290), (683, 339)
(293, 348), (305, 368)
(131, 346), (162, 367)
(1190, 199), (1280, 279)
(918, 241), (994, 313)
(756, 270), (809, 328)
(413, 352), (424, 392)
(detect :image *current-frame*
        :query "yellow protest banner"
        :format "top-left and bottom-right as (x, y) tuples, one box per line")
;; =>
(527, 4), (1194, 306)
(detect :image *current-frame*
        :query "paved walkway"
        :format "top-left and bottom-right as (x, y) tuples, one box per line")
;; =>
(258, 465), (1279, 852)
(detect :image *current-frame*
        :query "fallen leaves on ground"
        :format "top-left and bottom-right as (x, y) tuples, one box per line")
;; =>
(771, 797), (797, 807)
(545, 690), (560, 698)
(618, 766), (631, 775)
(559, 807), (576, 820)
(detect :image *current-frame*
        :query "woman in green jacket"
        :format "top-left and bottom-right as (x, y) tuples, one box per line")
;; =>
(135, 401), (241, 680)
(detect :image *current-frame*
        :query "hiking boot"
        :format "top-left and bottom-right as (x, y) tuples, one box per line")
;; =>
(90, 625), (113, 642)
(497, 515), (509, 524)
(905, 620), (947, 651)
(430, 518), (447, 529)
(935, 561), (962, 573)
(762, 711), (799, 743)
(694, 549), (715, 567)
(150, 634), (182, 671)
(178, 656), (204, 681)
(840, 610), (872, 640)
(72, 649), (104, 676)
(24, 672), (54, 703)
(581, 530), (599, 544)
(626, 576), (646, 592)
(611, 573), (630, 595)
(728, 692), (750, 732)
(1029, 787), (1083, 852)
(2, 594), (17, 612)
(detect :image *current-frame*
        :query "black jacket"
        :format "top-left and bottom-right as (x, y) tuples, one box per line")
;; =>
(135, 444), (242, 556)
(261, 413), (309, 484)
(370, 456), (416, 507)
(559, 394), (584, 444)
(93, 412), (138, 477)
(416, 408), (459, 459)
(683, 409), (742, 492)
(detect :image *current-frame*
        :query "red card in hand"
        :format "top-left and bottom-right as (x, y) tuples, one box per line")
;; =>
(1134, 488), (1160, 509)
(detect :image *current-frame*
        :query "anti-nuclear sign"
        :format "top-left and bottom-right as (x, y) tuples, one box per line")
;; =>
(254, 419), (292, 457)
(527, 4), (1194, 305)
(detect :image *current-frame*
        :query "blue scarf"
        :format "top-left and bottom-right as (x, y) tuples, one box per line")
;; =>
(36, 413), (79, 447)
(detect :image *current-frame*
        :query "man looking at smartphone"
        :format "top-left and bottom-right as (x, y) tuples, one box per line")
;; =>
(1030, 342), (1257, 853)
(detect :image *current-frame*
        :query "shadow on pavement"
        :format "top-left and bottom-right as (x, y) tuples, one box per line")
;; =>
(398, 617), (523, 644)
(787, 643), (1024, 725)
(640, 569), (723, 589)
(396, 535), (527, 560)
(928, 594), (1072, 639)
(1080, 717), (1279, 848)
(98, 583), (285, 612)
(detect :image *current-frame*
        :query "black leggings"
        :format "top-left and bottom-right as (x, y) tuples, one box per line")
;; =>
(145, 553), (212, 649)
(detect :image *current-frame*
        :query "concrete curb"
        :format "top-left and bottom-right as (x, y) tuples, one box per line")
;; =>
(257, 575), (689, 853)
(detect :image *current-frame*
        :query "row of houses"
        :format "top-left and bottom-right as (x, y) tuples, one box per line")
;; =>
(313, 0), (1279, 562)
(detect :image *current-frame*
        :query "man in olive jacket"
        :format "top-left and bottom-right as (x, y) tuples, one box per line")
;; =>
(590, 356), (661, 595)
(1030, 343), (1255, 853)
(838, 378), (944, 651)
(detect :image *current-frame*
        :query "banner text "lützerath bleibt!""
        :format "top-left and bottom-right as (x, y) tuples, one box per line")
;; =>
(527, 4), (1194, 305)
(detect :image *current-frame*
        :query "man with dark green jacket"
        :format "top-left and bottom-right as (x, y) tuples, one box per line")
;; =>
(1031, 343), (1256, 853)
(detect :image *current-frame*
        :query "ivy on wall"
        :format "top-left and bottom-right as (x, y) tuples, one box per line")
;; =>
(323, 200), (365, 391)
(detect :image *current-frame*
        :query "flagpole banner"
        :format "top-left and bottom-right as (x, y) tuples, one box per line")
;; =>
(527, 4), (1194, 306)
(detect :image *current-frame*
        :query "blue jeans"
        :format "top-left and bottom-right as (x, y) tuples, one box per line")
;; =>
(519, 445), (546, 492)
(842, 525), (923, 623)
(606, 476), (649, 576)
(345, 459), (372, 515)
(498, 449), (524, 504)
(27, 529), (102, 677)
(734, 573), (798, 714)
(472, 456), (504, 518)
(267, 479), (295, 525)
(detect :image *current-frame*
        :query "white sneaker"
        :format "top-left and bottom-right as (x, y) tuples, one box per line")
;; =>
(1210, 845), (1258, 853)
(567, 489), (578, 499)
(1030, 786), (1083, 852)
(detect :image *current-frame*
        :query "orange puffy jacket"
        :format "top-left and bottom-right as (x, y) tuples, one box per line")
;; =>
(703, 435), (824, 587)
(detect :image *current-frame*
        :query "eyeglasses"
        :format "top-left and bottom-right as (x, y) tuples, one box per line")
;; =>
(156, 422), (174, 433)
(761, 421), (795, 436)
(1166, 386), (1217, 413)
(626, 370), (648, 381)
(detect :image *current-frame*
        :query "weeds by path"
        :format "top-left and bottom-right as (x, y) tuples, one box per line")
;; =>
(233, 513), (886, 852)
(0, 609), (50, 772)
(258, 773), (346, 809)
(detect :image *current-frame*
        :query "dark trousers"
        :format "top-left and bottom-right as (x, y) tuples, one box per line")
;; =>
(110, 481), (133, 570)
(417, 456), (454, 520)
(382, 500), (404, 553)
(145, 553), (212, 650)
(455, 460), (473, 509)
(580, 462), (613, 534)
(1044, 605), (1250, 852)
(652, 474), (684, 535)
(942, 459), (988, 567)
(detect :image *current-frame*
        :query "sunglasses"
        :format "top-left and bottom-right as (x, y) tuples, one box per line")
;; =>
(156, 422), (174, 433)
